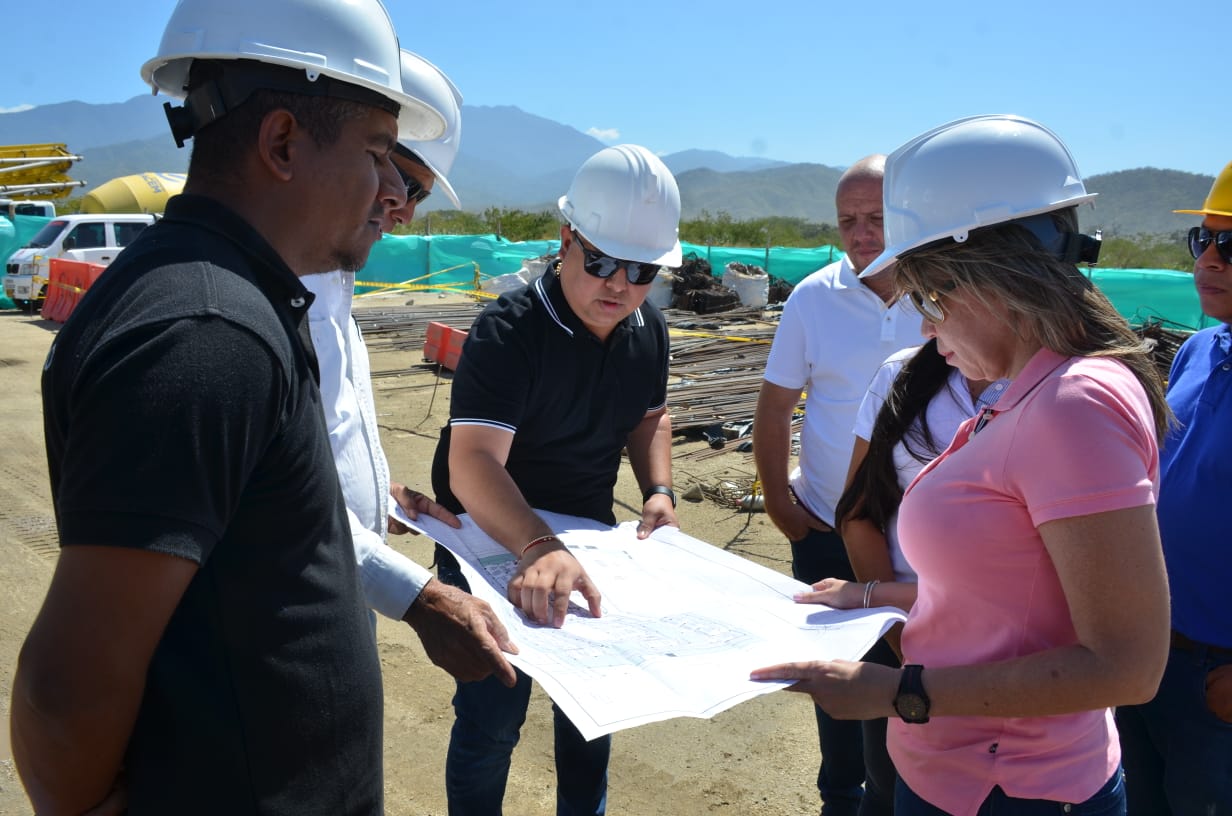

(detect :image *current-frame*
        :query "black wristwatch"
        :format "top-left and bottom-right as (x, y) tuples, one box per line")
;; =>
(893, 664), (931, 724)
(642, 485), (676, 508)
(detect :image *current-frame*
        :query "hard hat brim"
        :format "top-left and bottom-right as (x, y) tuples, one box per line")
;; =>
(561, 197), (683, 267)
(859, 193), (1098, 280)
(1173, 207), (1232, 217)
(141, 55), (446, 142)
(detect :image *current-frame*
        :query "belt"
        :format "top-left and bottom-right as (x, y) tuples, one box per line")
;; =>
(1170, 630), (1232, 659)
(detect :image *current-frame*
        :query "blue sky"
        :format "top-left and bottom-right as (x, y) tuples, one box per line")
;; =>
(2, 0), (1225, 177)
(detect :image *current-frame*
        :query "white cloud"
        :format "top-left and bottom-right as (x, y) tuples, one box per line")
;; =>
(586, 127), (620, 142)
(0, 104), (35, 114)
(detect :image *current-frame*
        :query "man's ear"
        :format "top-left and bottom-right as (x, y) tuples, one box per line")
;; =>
(255, 108), (299, 182)
(558, 223), (572, 260)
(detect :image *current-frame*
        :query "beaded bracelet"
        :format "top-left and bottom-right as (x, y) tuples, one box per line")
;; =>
(863, 579), (881, 609)
(520, 534), (559, 558)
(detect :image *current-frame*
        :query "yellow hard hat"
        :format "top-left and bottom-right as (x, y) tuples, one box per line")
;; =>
(1175, 161), (1232, 217)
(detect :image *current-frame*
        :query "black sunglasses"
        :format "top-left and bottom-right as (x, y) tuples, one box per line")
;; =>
(1187, 226), (1232, 264)
(395, 163), (432, 205)
(571, 230), (660, 285)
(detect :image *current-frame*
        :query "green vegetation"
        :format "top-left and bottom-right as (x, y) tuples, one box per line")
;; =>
(1095, 233), (1193, 272)
(396, 207), (842, 247)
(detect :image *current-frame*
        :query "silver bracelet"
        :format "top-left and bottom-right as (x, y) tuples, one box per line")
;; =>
(863, 579), (880, 609)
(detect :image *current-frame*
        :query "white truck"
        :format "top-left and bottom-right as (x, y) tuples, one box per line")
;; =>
(3, 213), (156, 310)
(0, 198), (56, 219)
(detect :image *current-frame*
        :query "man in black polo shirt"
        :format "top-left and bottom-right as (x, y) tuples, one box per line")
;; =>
(10, 2), (445, 813)
(430, 143), (681, 816)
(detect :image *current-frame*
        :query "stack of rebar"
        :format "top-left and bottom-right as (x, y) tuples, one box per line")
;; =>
(352, 298), (792, 431)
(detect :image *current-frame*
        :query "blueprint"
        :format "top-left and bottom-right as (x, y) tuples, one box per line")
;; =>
(398, 509), (906, 740)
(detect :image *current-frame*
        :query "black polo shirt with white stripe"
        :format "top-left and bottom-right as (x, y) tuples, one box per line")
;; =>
(432, 264), (668, 525)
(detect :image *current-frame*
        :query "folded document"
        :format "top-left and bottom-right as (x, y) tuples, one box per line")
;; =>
(396, 509), (906, 740)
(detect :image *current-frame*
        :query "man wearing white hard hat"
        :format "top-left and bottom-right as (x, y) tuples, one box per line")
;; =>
(303, 50), (516, 689)
(1115, 163), (1232, 815)
(11, 1), (442, 813)
(430, 143), (681, 815)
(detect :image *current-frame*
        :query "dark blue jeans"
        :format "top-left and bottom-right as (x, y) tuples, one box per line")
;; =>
(791, 527), (866, 816)
(895, 766), (1125, 815)
(1117, 643), (1232, 815)
(436, 546), (610, 816)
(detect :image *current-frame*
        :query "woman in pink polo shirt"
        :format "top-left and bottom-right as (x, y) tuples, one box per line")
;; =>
(753, 115), (1171, 816)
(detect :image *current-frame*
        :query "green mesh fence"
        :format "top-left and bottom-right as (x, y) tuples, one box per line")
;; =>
(2, 220), (1210, 332)
(0, 214), (52, 309)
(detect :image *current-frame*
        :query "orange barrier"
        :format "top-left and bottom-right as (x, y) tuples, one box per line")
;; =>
(423, 321), (468, 371)
(41, 259), (107, 323)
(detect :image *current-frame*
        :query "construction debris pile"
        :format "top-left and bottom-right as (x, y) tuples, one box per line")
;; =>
(670, 255), (741, 315)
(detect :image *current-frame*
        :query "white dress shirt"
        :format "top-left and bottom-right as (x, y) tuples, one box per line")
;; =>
(304, 270), (432, 619)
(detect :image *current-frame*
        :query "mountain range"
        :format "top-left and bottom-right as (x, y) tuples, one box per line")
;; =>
(0, 95), (1212, 237)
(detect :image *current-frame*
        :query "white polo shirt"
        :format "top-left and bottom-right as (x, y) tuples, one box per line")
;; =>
(763, 258), (924, 527)
(305, 269), (432, 620)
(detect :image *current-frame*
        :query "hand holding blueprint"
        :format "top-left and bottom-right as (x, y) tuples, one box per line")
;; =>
(396, 508), (906, 740)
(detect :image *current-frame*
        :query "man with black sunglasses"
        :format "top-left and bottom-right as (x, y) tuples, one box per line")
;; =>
(1116, 162), (1232, 815)
(429, 143), (681, 815)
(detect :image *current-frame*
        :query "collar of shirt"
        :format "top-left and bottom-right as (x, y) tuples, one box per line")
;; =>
(1216, 322), (1231, 355)
(161, 193), (313, 314)
(970, 347), (1069, 424)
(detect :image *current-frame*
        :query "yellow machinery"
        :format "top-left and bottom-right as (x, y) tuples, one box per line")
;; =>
(81, 172), (187, 214)
(0, 143), (83, 199)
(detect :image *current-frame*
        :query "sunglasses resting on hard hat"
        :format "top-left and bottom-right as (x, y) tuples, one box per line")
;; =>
(571, 229), (661, 285)
(1187, 226), (1232, 264)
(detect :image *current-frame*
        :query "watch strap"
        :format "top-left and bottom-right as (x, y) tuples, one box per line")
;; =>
(642, 484), (676, 508)
(894, 663), (931, 724)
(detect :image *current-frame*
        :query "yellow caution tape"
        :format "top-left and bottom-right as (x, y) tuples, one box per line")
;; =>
(667, 328), (772, 344)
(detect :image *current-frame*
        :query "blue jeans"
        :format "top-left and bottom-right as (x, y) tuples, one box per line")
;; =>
(436, 547), (610, 816)
(895, 766), (1125, 815)
(1117, 643), (1232, 815)
(791, 527), (866, 816)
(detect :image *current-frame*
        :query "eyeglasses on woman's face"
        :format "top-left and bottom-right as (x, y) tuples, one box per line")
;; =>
(907, 288), (948, 323)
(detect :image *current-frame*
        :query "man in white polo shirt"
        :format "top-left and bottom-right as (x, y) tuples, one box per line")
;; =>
(753, 154), (923, 816)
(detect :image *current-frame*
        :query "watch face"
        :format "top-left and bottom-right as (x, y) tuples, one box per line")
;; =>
(895, 694), (928, 723)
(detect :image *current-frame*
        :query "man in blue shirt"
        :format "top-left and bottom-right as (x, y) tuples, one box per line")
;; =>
(1117, 161), (1232, 815)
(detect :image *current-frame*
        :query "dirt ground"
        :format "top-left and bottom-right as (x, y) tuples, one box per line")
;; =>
(0, 294), (827, 815)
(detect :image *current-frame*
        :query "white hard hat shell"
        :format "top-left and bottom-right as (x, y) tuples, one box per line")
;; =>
(141, 0), (446, 142)
(398, 50), (463, 208)
(559, 144), (682, 266)
(860, 114), (1096, 279)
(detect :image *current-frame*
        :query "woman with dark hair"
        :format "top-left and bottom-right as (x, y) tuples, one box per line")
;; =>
(799, 339), (1004, 815)
(754, 115), (1171, 816)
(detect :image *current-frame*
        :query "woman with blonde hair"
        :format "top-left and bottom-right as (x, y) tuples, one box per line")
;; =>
(753, 115), (1171, 816)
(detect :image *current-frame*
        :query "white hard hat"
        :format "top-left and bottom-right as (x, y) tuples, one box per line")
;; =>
(141, 0), (445, 143)
(559, 144), (682, 266)
(860, 114), (1097, 278)
(398, 50), (463, 208)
